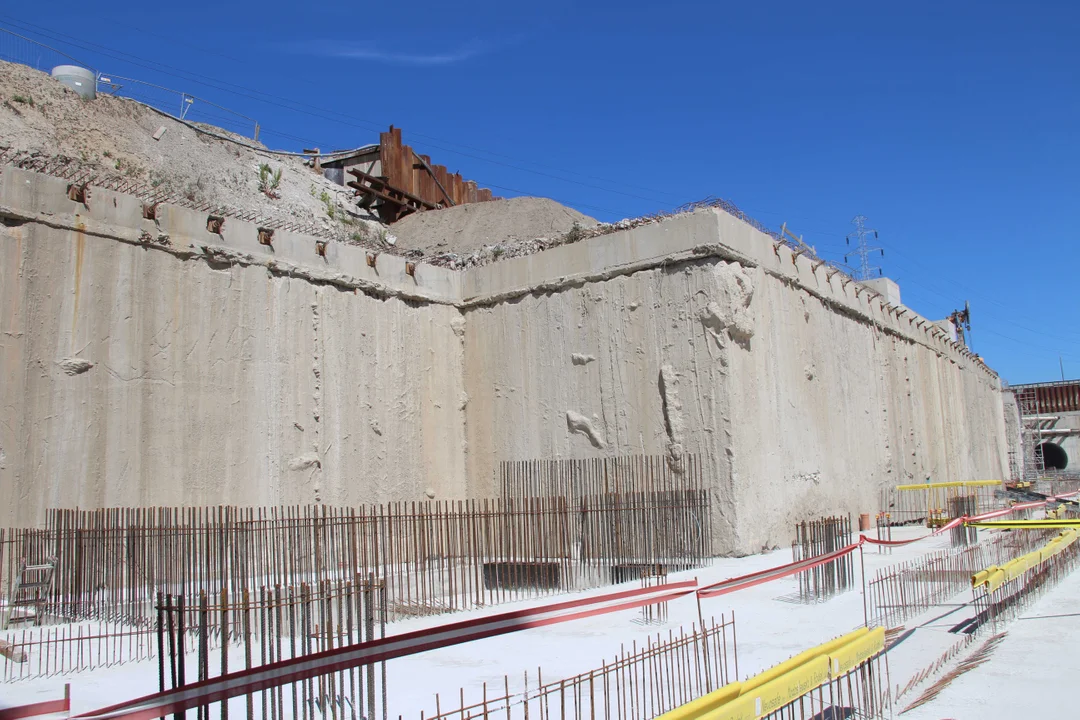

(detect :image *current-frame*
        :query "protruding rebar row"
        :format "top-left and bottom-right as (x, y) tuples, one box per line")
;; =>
(761, 649), (889, 720)
(1, 577), (387, 694)
(971, 528), (1080, 634)
(790, 515), (854, 603)
(866, 529), (1053, 628)
(426, 616), (737, 720)
(501, 455), (713, 573)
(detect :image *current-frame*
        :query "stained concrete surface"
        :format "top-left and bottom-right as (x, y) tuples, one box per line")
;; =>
(1, 168), (1008, 553)
(0, 172), (468, 515)
(461, 258), (1006, 552)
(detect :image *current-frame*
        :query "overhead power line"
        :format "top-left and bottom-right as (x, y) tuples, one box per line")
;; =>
(0, 18), (645, 218)
(0, 15), (687, 209)
(873, 236), (1080, 346)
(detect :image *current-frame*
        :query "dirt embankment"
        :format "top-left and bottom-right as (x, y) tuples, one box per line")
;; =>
(0, 59), (633, 263)
(0, 60), (382, 244)
(389, 196), (599, 260)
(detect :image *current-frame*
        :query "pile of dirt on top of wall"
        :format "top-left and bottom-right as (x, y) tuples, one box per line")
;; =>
(0, 60), (384, 245)
(391, 196), (599, 260)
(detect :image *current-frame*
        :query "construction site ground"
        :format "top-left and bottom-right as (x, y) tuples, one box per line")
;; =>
(901, 565), (1080, 719)
(3, 524), (1066, 719)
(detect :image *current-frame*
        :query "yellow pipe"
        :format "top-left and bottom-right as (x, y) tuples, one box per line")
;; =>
(896, 479), (1001, 491)
(974, 530), (1077, 593)
(967, 520), (1080, 530)
(828, 627), (886, 677)
(971, 567), (995, 588)
(660, 628), (877, 720)
(701, 629), (885, 720)
(655, 683), (743, 720)
(739, 628), (868, 693)
(704, 657), (831, 720)
(986, 568), (1007, 593)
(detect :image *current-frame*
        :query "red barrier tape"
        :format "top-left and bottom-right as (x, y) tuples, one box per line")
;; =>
(700, 490), (1079, 602)
(73, 580), (696, 720)
(0, 686), (70, 720)
(859, 516), (966, 547)
(70, 489), (1080, 720)
(697, 542), (859, 599)
(859, 492), (1080, 547)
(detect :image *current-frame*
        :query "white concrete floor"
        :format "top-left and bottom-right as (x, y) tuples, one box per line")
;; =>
(900, 559), (1080, 719)
(3, 525), (1076, 720)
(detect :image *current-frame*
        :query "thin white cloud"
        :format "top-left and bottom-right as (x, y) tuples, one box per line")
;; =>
(303, 42), (488, 66)
(335, 46), (481, 66)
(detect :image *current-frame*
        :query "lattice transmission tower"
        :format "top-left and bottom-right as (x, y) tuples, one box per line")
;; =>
(844, 215), (885, 280)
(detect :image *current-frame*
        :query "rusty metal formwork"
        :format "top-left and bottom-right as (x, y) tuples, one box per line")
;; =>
(347, 126), (496, 223)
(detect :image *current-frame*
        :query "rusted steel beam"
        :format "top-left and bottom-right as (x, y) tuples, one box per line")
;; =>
(346, 168), (438, 223)
(411, 151), (455, 207)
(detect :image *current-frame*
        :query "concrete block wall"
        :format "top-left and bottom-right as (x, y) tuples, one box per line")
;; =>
(0, 167), (1008, 553)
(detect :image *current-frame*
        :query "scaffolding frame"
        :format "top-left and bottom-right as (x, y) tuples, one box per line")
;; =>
(1015, 385), (1046, 481)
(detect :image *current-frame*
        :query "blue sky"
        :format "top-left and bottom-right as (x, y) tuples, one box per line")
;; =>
(2, 1), (1077, 384)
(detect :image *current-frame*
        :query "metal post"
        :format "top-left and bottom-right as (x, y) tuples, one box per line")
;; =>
(694, 585), (711, 692)
(157, 591), (165, 720)
(177, 594), (185, 720)
(859, 543), (868, 627)
(365, 574), (376, 720)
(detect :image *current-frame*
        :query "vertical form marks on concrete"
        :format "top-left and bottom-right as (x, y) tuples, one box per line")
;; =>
(0, 222), (25, 518)
(0, 175), (1010, 545)
(659, 364), (685, 469)
(451, 313), (469, 499)
(308, 292), (324, 501)
(71, 227), (84, 342)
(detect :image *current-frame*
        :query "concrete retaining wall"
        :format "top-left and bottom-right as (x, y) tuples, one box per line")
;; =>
(460, 210), (1007, 552)
(0, 167), (1008, 552)
(0, 169), (467, 521)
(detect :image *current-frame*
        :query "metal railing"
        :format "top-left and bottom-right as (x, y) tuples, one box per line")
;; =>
(96, 74), (261, 141)
(0, 26), (260, 141)
(0, 27), (93, 74)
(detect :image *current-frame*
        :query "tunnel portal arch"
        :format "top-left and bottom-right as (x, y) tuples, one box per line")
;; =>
(1037, 442), (1069, 471)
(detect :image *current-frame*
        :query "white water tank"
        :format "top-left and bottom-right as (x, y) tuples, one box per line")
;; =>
(50, 65), (96, 100)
